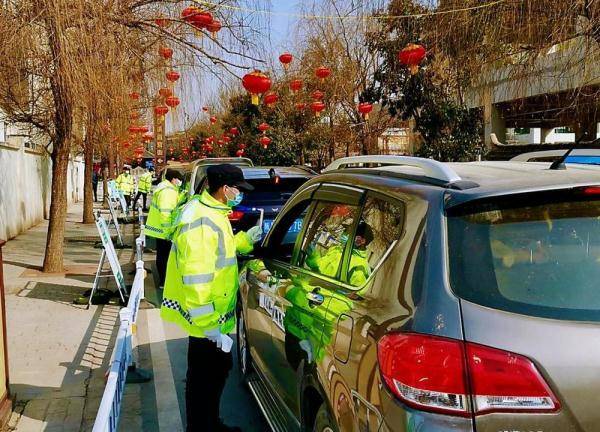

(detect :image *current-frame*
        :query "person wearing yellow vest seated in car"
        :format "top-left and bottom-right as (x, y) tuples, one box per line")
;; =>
(161, 164), (262, 432)
(115, 165), (135, 208)
(145, 168), (183, 288)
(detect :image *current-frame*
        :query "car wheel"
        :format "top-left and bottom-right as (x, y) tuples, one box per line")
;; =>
(312, 402), (338, 432)
(236, 303), (252, 380)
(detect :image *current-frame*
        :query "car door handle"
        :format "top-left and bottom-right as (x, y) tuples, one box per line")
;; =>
(306, 291), (325, 306)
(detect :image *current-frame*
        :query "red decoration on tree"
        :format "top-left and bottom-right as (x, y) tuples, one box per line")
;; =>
(310, 101), (326, 117)
(223, 136), (231, 143)
(122, 140), (131, 148)
(210, 116), (217, 124)
(159, 87), (173, 98)
(315, 66), (331, 81)
(206, 19), (222, 38)
(242, 70), (272, 105)
(192, 11), (213, 29)
(358, 102), (373, 120)
(230, 127), (239, 136)
(398, 43), (426, 75)
(217, 139), (224, 145)
(181, 6), (200, 23)
(165, 96), (180, 109)
(238, 143), (246, 150)
(129, 92), (141, 100)
(279, 52), (293, 69)
(155, 17), (170, 28)
(311, 90), (324, 100)
(289, 79), (303, 93)
(264, 92), (279, 107)
(130, 112), (140, 120)
(166, 71), (180, 83)
(258, 122), (270, 134)
(154, 106), (169, 116)
(259, 136), (271, 149)
(236, 149), (244, 157)
(296, 102), (307, 111)
(142, 132), (154, 142)
(159, 46), (173, 60)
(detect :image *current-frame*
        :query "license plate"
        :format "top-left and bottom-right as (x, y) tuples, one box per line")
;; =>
(263, 218), (302, 234)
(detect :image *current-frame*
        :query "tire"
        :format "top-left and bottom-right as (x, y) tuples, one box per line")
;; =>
(236, 303), (252, 381)
(312, 402), (338, 432)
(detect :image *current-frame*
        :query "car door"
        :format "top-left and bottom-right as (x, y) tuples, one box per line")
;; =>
(267, 184), (366, 418)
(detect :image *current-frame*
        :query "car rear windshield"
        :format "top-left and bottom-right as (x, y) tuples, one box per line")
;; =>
(244, 177), (308, 204)
(447, 190), (600, 322)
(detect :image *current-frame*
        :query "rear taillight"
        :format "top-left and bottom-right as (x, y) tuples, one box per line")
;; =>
(228, 210), (244, 222)
(377, 333), (559, 417)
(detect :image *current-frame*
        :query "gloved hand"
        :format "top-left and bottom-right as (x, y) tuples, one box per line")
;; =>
(247, 226), (263, 243)
(206, 332), (222, 349)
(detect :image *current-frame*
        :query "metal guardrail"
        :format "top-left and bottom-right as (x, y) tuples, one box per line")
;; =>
(92, 222), (146, 432)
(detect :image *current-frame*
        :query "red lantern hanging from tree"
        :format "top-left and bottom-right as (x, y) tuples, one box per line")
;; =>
(142, 132), (154, 142)
(289, 79), (303, 93)
(315, 66), (331, 81)
(398, 43), (426, 75)
(181, 6), (200, 23)
(206, 19), (222, 38)
(311, 90), (324, 100)
(128, 125), (141, 134)
(137, 125), (149, 134)
(238, 143), (246, 150)
(155, 17), (170, 28)
(296, 102), (307, 111)
(129, 92), (141, 100)
(230, 127), (239, 136)
(154, 105), (169, 117)
(258, 122), (270, 134)
(358, 102), (373, 120)
(159, 46), (173, 60)
(159, 87), (173, 98)
(166, 71), (180, 83)
(130, 111), (140, 120)
(264, 92), (279, 107)
(279, 52), (293, 69)
(122, 140), (131, 148)
(236, 149), (244, 157)
(242, 70), (272, 105)
(191, 10), (213, 29)
(259, 136), (271, 149)
(209, 116), (217, 124)
(165, 96), (180, 109)
(310, 101), (326, 117)
(223, 136), (231, 143)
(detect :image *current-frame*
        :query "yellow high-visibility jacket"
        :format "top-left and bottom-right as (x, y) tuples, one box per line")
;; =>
(144, 180), (179, 240)
(137, 172), (153, 193)
(115, 173), (134, 195)
(160, 190), (253, 338)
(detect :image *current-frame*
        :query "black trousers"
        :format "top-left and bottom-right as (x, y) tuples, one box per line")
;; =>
(133, 191), (148, 211)
(155, 238), (171, 287)
(124, 194), (131, 209)
(186, 337), (233, 431)
(92, 182), (98, 202)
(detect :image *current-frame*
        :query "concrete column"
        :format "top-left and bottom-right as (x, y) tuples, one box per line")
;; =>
(540, 127), (553, 144)
(483, 91), (506, 148)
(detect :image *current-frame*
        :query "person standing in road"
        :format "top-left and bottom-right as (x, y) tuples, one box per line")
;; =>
(92, 169), (99, 202)
(133, 166), (154, 212)
(161, 164), (262, 432)
(115, 165), (135, 208)
(145, 168), (183, 288)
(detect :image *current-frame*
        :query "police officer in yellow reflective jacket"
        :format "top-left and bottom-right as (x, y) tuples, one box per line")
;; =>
(161, 164), (262, 432)
(133, 167), (154, 212)
(115, 165), (135, 208)
(145, 168), (183, 288)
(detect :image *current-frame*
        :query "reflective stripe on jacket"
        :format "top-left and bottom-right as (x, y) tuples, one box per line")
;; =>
(115, 173), (134, 195)
(144, 180), (179, 240)
(160, 190), (253, 338)
(137, 172), (153, 193)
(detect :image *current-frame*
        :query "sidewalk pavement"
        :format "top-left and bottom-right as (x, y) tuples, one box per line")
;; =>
(2, 201), (267, 431)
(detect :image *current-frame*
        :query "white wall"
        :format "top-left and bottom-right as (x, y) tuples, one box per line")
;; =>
(0, 136), (84, 241)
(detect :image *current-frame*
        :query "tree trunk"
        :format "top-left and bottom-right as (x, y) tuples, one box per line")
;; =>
(82, 138), (94, 224)
(43, 147), (70, 272)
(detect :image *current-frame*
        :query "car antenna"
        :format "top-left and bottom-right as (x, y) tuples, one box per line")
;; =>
(548, 131), (597, 170)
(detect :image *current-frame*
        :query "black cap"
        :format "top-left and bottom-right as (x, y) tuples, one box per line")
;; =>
(207, 164), (254, 192)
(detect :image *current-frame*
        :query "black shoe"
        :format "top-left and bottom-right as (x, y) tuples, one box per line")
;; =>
(217, 420), (241, 432)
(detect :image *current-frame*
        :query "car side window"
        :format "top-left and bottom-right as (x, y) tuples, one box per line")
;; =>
(299, 202), (361, 281)
(264, 200), (311, 264)
(347, 195), (405, 287)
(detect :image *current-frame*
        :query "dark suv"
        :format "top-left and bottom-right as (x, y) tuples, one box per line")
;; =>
(237, 156), (600, 432)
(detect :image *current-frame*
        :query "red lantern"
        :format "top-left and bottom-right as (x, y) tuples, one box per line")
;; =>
(311, 90), (324, 100)
(129, 92), (140, 100)
(122, 140), (131, 148)
(166, 71), (180, 83)
(130, 112), (140, 120)
(155, 17), (169, 28)
(128, 125), (140, 134)
(242, 70), (272, 105)
(358, 102), (373, 120)
(230, 127), (239, 136)
(181, 6), (200, 23)
(191, 11), (213, 28)
(210, 116), (217, 124)
(264, 92), (279, 107)
(398, 43), (426, 75)
(137, 125), (149, 134)
(142, 132), (153, 142)
(259, 136), (271, 149)
(159, 87), (172, 98)
(296, 102), (306, 111)
(154, 106), (169, 116)
(310, 101), (326, 117)
(279, 52), (293, 69)
(165, 96), (180, 108)
(159, 46), (173, 60)
(258, 122), (270, 134)
(223, 136), (231, 143)
(206, 19), (222, 38)
(217, 139), (224, 145)
(206, 144), (213, 152)
(315, 66), (331, 81)
(238, 143), (246, 150)
(289, 79), (303, 93)
(236, 149), (244, 157)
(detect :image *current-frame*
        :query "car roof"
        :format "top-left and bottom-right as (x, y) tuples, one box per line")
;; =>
(241, 166), (315, 180)
(191, 157), (253, 167)
(511, 149), (600, 161)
